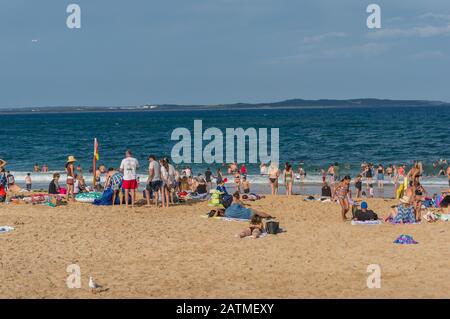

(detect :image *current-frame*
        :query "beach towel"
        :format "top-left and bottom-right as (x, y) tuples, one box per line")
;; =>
(393, 234), (418, 244)
(351, 220), (382, 225)
(0, 226), (14, 234)
(201, 215), (249, 222)
(436, 213), (450, 221)
(75, 192), (102, 203)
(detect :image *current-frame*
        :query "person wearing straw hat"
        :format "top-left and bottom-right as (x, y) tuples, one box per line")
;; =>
(65, 155), (77, 200)
(385, 195), (416, 224)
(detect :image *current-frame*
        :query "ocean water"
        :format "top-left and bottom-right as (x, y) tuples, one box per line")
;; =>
(1, 106), (449, 188)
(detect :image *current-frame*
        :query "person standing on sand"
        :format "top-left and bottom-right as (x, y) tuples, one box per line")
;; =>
(204, 167), (212, 190)
(268, 163), (280, 196)
(146, 155), (161, 207)
(335, 176), (352, 221)
(283, 162), (294, 196)
(376, 164), (384, 190)
(25, 173), (32, 191)
(120, 150), (139, 208)
(65, 156), (76, 200)
(260, 163), (267, 175)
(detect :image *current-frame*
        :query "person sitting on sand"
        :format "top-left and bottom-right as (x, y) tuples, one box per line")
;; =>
(385, 196), (416, 224)
(353, 202), (378, 221)
(439, 196), (450, 214)
(239, 214), (264, 239)
(48, 173), (61, 195)
(335, 176), (352, 221)
(321, 182), (332, 197)
(215, 178), (229, 196)
(225, 192), (273, 220)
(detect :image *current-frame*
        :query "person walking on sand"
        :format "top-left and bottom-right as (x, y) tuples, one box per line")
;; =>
(120, 150), (139, 208)
(268, 162), (280, 196)
(335, 176), (352, 221)
(283, 162), (294, 195)
(65, 156), (77, 200)
(25, 173), (32, 191)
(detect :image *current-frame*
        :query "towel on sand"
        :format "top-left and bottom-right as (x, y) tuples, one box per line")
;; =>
(351, 220), (382, 225)
(394, 234), (418, 244)
(0, 226), (14, 234)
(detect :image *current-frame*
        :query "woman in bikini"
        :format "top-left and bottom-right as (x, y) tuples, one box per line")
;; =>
(334, 175), (352, 221)
(268, 163), (280, 196)
(283, 162), (294, 195)
(65, 155), (76, 200)
(234, 172), (241, 193)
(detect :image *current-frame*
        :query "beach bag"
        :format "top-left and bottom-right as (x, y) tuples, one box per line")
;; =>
(221, 194), (233, 209)
(265, 220), (279, 235)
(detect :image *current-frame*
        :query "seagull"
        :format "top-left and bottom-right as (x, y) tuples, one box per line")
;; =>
(88, 276), (102, 290)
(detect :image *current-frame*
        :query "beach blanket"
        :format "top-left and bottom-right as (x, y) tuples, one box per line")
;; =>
(75, 192), (102, 203)
(201, 214), (249, 222)
(351, 220), (382, 225)
(436, 213), (450, 221)
(0, 226), (14, 234)
(393, 234), (418, 244)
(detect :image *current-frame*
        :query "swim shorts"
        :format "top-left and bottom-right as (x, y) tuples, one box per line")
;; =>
(122, 179), (138, 190)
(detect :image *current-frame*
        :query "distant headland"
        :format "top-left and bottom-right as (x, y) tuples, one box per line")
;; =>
(1, 98), (449, 114)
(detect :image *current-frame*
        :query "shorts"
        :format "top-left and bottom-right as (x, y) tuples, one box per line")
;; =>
(122, 179), (138, 190)
(377, 174), (384, 181)
(147, 180), (162, 192)
(26, 184), (31, 191)
(244, 188), (250, 194)
(66, 177), (74, 185)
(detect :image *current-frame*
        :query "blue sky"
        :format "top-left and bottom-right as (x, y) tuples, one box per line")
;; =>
(1, 0), (450, 107)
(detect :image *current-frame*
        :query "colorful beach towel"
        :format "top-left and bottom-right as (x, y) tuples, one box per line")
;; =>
(75, 192), (102, 203)
(351, 220), (382, 225)
(0, 226), (14, 234)
(393, 234), (418, 244)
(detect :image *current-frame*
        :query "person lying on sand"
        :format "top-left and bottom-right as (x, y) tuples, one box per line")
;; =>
(225, 192), (273, 220)
(385, 196), (416, 224)
(239, 215), (264, 239)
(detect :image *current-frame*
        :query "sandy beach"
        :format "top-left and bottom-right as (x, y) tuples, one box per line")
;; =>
(0, 196), (449, 299)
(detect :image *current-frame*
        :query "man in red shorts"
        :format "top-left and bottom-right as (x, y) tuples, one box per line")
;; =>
(120, 150), (140, 208)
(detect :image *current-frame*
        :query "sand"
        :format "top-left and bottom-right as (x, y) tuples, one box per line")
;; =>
(0, 196), (449, 299)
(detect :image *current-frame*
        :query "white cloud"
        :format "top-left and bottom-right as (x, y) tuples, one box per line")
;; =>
(419, 13), (450, 21)
(366, 24), (450, 39)
(265, 42), (388, 64)
(410, 50), (446, 60)
(303, 32), (348, 44)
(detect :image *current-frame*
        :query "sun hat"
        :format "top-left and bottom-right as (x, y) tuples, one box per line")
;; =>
(361, 202), (368, 209)
(400, 195), (410, 204)
(67, 155), (77, 163)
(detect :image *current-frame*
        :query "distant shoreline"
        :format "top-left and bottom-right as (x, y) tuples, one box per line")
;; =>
(1, 98), (450, 115)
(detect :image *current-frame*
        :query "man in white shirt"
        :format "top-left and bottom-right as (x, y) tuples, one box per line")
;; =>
(147, 155), (162, 207)
(120, 150), (140, 208)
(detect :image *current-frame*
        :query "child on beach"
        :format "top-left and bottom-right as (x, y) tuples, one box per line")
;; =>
(239, 215), (264, 239)
(25, 173), (32, 191)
